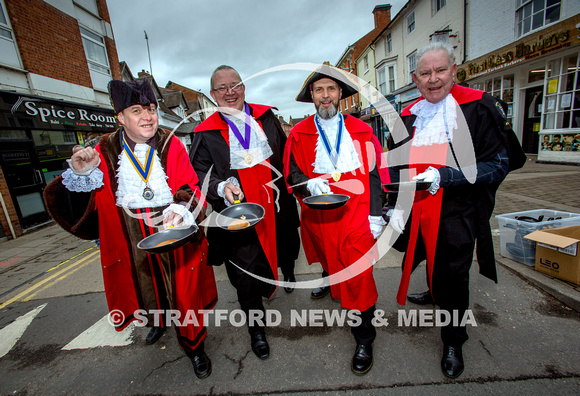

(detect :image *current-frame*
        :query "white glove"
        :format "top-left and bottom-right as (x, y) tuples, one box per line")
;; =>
(368, 215), (387, 239)
(162, 203), (197, 230)
(386, 208), (405, 234)
(307, 178), (332, 196)
(412, 166), (440, 195)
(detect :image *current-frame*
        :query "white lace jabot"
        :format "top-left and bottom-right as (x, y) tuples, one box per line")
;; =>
(313, 113), (361, 175)
(410, 94), (458, 147)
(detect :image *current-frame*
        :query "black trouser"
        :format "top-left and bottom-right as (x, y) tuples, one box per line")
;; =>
(351, 305), (376, 346)
(277, 225), (300, 279)
(224, 231), (275, 336)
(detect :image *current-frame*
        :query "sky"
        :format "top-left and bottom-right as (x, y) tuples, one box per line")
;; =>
(106, 0), (406, 122)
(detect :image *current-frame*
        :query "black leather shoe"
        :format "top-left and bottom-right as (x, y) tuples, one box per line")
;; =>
(145, 327), (166, 345)
(407, 291), (434, 305)
(251, 332), (269, 360)
(284, 275), (295, 293)
(441, 344), (464, 379)
(311, 285), (330, 299)
(190, 350), (212, 379)
(351, 344), (373, 375)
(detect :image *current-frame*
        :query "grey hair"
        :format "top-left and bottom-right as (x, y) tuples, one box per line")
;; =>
(210, 65), (241, 89)
(416, 42), (455, 65)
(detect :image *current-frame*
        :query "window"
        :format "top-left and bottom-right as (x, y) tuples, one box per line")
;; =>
(385, 33), (392, 55)
(433, 0), (446, 14)
(0, 0), (22, 68)
(542, 53), (580, 131)
(378, 68), (387, 96)
(408, 52), (417, 84)
(364, 55), (369, 72)
(407, 11), (415, 35)
(388, 65), (396, 93)
(516, 0), (560, 38)
(80, 26), (110, 74)
(475, 74), (515, 124)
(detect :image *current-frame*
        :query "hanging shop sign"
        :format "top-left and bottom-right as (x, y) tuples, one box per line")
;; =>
(456, 16), (580, 82)
(0, 90), (117, 132)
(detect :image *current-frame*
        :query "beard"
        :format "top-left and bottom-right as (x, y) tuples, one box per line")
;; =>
(316, 102), (339, 120)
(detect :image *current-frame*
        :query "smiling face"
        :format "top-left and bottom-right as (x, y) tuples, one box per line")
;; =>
(413, 49), (457, 104)
(311, 78), (342, 119)
(117, 104), (158, 144)
(210, 68), (245, 112)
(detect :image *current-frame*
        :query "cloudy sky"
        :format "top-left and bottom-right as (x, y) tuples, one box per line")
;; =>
(106, 0), (405, 121)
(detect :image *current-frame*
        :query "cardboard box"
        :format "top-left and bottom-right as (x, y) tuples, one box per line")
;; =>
(495, 209), (580, 266)
(524, 225), (580, 285)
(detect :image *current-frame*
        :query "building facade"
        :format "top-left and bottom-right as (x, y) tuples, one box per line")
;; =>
(460, 0), (580, 164)
(0, 0), (120, 238)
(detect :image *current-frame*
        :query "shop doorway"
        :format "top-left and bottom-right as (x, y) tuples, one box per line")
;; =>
(521, 86), (543, 153)
(0, 140), (51, 229)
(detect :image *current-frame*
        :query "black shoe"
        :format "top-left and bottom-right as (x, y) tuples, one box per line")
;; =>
(251, 332), (269, 360)
(284, 275), (295, 293)
(441, 344), (464, 379)
(311, 285), (330, 299)
(190, 350), (212, 379)
(351, 344), (373, 375)
(407, 291), (434, 305)
(145, 327), (166, 345)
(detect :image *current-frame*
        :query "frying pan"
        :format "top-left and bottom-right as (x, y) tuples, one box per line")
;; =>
(383, 181), (432, 192)
(137, 224), (198, 254)
(302, 193), (350, 210)
(216, 195), (265, 232)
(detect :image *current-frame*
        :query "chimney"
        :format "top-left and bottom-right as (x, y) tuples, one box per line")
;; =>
(373, 4), (392, 29)
(138, 69), (151, 78)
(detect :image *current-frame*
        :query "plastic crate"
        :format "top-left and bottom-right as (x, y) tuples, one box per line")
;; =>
(495, 209), (580, 266)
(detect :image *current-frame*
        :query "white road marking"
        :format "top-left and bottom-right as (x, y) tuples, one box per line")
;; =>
(62, 314), (135, 350)
(0, 304), (47, 358)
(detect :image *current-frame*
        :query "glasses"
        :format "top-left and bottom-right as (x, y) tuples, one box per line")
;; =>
(212, 82), (244, 94)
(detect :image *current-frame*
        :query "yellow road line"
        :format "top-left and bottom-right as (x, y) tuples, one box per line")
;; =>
(22, 254), (100, 302)
(46, 247), (97, 272)
(0, 250), (101, 310)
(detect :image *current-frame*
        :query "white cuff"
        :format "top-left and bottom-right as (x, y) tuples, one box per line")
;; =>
(61, 168), (104, 192)
(163, 203), (197, 229)
(218, 176), (240, 207)
(67, 157), (102, 176)
(426, 166), (441, 195)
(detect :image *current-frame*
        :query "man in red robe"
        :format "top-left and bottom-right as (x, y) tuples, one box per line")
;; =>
(189, 65), (300, 360)
(386, 43), (525, 379)
(283, 63), (386, 375)
(43, 79), (217, 379)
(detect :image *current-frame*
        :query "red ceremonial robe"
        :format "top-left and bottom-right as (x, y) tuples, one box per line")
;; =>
(395, 85), (484, 305)
(44, 129), (217, 350)
(284, 115), (378, 311)
(194, 104), (278, 282)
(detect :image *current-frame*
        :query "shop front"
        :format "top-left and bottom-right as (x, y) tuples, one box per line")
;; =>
(457, 15), (580, 164)
(0, 90), (117, 234)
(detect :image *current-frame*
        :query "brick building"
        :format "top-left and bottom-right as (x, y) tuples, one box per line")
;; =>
(0, 0), (121, 238)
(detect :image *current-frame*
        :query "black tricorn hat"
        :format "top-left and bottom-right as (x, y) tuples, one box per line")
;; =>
(296, 61), (359, 103)
(107, 79), (157, 114)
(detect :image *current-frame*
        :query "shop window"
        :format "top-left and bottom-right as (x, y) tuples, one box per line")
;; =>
(542, 53), (580, 132)
(516, 0), (560, 38)
(0, 130), (27, 140)
(480, 75), (514, 124)
(80, 26), (110, 75)
(528, 67), (545, 83)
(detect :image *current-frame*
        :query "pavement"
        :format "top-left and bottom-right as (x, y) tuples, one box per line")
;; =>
(0, 154), (579, 394)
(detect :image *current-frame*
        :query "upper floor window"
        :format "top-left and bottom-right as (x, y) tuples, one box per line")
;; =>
(378, 68), (387, 96)
(407, 11), (415, 35)
(433, 0), (446, 15)
(388, 65), (396, 93)
(385, 33), (392, 55)
(516, 0), (560, 38)
(364, 55), (369, 72)
(80, 26), (110, 74)
(408, 51), (417, 84)
(0, 0), (22, 69)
